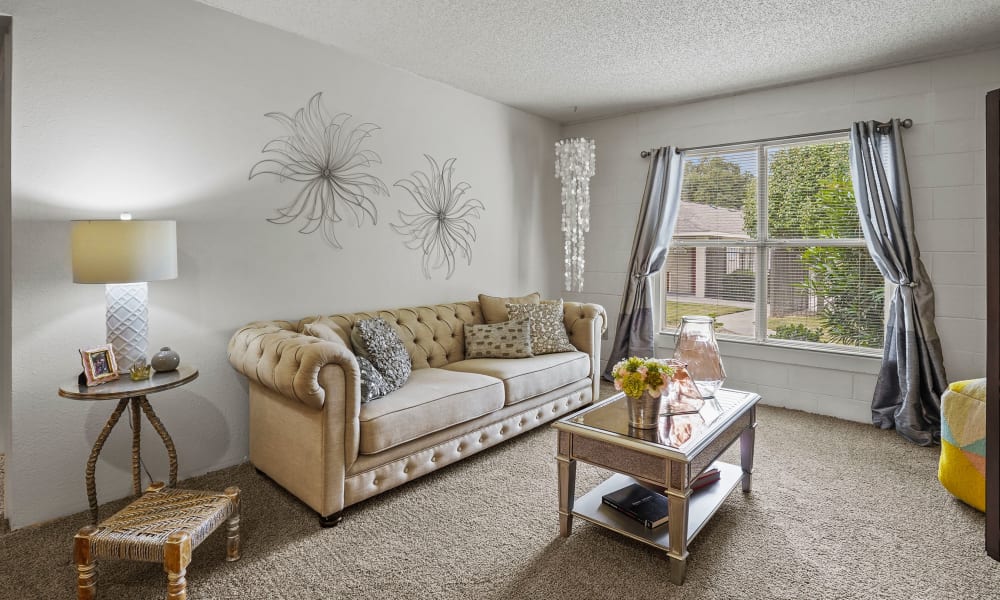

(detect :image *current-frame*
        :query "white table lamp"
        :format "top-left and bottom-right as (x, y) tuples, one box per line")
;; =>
(71, 217), (178, 371)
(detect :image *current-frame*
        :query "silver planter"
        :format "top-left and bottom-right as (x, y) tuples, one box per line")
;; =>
(626, 391), (661, 429)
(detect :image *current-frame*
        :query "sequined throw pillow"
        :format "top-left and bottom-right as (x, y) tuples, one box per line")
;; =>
(505, 301), (576, 355)
(464, 317), (533, 359)
(356, 356), (391, 403)
(350, 317), (412, 397)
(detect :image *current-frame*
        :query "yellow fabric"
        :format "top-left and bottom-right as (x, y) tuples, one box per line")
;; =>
(948, 378), (986, 401)
(938, 378), (986, 512)
(939, 440), (986, 512)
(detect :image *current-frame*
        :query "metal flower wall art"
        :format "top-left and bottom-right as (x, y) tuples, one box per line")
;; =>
(249, 92), (389, 248)
(391, 155), (485, 279)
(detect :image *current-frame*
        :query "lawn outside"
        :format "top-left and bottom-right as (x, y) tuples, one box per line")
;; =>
(665, 297), (880, 349)
(664, 301), (749, 330)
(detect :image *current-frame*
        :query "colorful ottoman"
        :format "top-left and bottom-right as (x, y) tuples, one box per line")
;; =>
(938, 378), (986, 512)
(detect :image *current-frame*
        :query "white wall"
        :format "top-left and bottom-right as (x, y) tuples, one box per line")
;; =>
(563, 49), (1000, 422)
(3, 0), (560, 528)
(0, 18), (9, 489)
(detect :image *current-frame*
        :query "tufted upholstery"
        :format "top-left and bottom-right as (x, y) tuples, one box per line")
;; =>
(228, 299), (606, 521)
(301, 302), (482, 370)
(345, 384), (591, 506)
(228, 321), (360, 411)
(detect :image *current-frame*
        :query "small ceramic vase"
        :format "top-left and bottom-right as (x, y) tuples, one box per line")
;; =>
(151, 346), (180, 372)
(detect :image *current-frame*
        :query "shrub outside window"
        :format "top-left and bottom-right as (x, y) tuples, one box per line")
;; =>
(661, 135), (886, 353)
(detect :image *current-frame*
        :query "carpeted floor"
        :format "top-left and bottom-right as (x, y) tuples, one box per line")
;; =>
(2, 388), (999, 599)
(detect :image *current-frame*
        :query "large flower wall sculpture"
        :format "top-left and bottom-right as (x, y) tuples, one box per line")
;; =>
(250, 92), (388, 248)
(391, 155), (485, 279)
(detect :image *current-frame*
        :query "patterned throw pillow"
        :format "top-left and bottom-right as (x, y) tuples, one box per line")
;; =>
(505, 300), (576, 355)
(350, 318), (412, 393)
(356, 356), (391, 403)
(478, 292), (541, 324)
(464, 318), (533, 359)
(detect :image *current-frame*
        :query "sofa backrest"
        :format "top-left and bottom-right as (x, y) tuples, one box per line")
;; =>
(300, 301), (484, 369)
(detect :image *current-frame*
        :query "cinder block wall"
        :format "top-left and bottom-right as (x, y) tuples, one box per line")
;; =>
(562, 49), (999, 422)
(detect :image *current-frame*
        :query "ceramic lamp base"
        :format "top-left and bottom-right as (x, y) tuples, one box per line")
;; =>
(106, 282), (148, 372)
(626, 392), (661, 429)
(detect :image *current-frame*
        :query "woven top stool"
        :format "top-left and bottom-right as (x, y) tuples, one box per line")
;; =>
(74, 482), (241, 600)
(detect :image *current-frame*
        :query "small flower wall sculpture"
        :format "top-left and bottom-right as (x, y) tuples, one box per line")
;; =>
(249, 92), (388, 248)
(392, 155), (485, 279)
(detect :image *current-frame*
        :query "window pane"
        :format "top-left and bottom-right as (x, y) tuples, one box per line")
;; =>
(764, 140), (859, 239)
(676, 150), (757, 241)
(766, 245), (885, 349)
(664, 245), (756, 338)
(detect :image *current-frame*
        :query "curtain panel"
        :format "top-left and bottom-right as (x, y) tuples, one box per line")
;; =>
(849, 119), (948, 446)
(603, 147), (684, 380)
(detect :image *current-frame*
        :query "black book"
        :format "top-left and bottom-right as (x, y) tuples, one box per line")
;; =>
(601, 483), (669, 528)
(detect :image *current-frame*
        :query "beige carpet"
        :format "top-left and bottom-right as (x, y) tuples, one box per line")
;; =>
(2, 389), (999, 599)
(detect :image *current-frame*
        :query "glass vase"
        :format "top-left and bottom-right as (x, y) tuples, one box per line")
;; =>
(673, 316), (726, 398)
(660, 358), (705, 415)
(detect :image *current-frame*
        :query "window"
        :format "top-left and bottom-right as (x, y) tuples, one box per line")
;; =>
(661, 134), (885, 353)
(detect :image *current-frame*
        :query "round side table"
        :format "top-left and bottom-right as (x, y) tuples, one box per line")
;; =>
(59, 365), (198, 524)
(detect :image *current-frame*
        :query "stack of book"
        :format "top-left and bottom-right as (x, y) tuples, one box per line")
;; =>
(601, 467), (722, 528)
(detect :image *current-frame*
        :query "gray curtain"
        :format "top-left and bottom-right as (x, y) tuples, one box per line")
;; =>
(603, 147), (684, 380)
(849, 119), (948, 446)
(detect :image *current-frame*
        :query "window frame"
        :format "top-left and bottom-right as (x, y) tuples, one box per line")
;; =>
(658, 132), (884, 357)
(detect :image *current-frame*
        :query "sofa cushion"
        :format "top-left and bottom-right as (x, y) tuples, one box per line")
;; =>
(464, 317), (533, 359)
(506, 300), (576, 354)
(479, 292), (540, 324)
(442, 351), (589, 406)
(358, 368), (504, 455)
(351, 317), (412, 392)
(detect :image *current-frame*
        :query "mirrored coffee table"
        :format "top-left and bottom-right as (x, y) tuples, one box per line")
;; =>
(552, 388), (759, 584)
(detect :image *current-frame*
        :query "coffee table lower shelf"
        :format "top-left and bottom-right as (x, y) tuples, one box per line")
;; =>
(571, 461), (743, 551)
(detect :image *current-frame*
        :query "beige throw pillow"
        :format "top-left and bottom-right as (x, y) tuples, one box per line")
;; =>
(506, 300), (576, 355)
(300, 317), (351, 346)
(479, 292), (541, 324)
(464, 318), (533, 359)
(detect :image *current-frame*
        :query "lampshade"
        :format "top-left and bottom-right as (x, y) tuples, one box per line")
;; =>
(71, 220), (178, 284)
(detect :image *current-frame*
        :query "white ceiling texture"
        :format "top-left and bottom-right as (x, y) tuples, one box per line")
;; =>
(197, 0), (1000, 123)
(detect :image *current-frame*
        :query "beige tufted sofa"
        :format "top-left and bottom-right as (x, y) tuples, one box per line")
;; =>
(227, 300), (606, 525)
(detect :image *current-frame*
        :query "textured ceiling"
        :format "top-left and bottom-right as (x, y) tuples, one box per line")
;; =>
(195, 0), (1000, 123)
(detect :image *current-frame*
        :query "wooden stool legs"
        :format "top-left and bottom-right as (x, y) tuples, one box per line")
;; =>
(224, 486), (241, 562)
(74, 525), (98, 600)
(164, 531), (192, 600)
(73, 486), (240, 599)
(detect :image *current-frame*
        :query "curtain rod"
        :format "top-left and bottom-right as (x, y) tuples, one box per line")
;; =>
(639, 118), (913, 158)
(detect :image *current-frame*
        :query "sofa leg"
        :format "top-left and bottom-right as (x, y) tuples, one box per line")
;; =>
(319, 512), (343, 528)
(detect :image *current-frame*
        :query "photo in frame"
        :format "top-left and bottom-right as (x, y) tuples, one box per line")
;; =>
(80, 344), (119, 386)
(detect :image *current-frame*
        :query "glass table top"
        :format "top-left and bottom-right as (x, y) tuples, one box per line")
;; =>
(564, 388), (757, 452)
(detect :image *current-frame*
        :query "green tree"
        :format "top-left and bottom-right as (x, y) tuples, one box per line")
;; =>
(798, 174), (885, 348)
(682, 156), (755, 210)
(743, 142), (852, 237)
(738, 141), (883, 348)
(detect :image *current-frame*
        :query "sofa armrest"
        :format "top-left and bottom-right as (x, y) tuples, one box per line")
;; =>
(563, 302), (607, 354)
(227, 320), (360, 411)
(563, 303), (606, 401)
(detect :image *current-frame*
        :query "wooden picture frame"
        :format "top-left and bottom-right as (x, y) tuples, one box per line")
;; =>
(80, 344), (119, 386)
